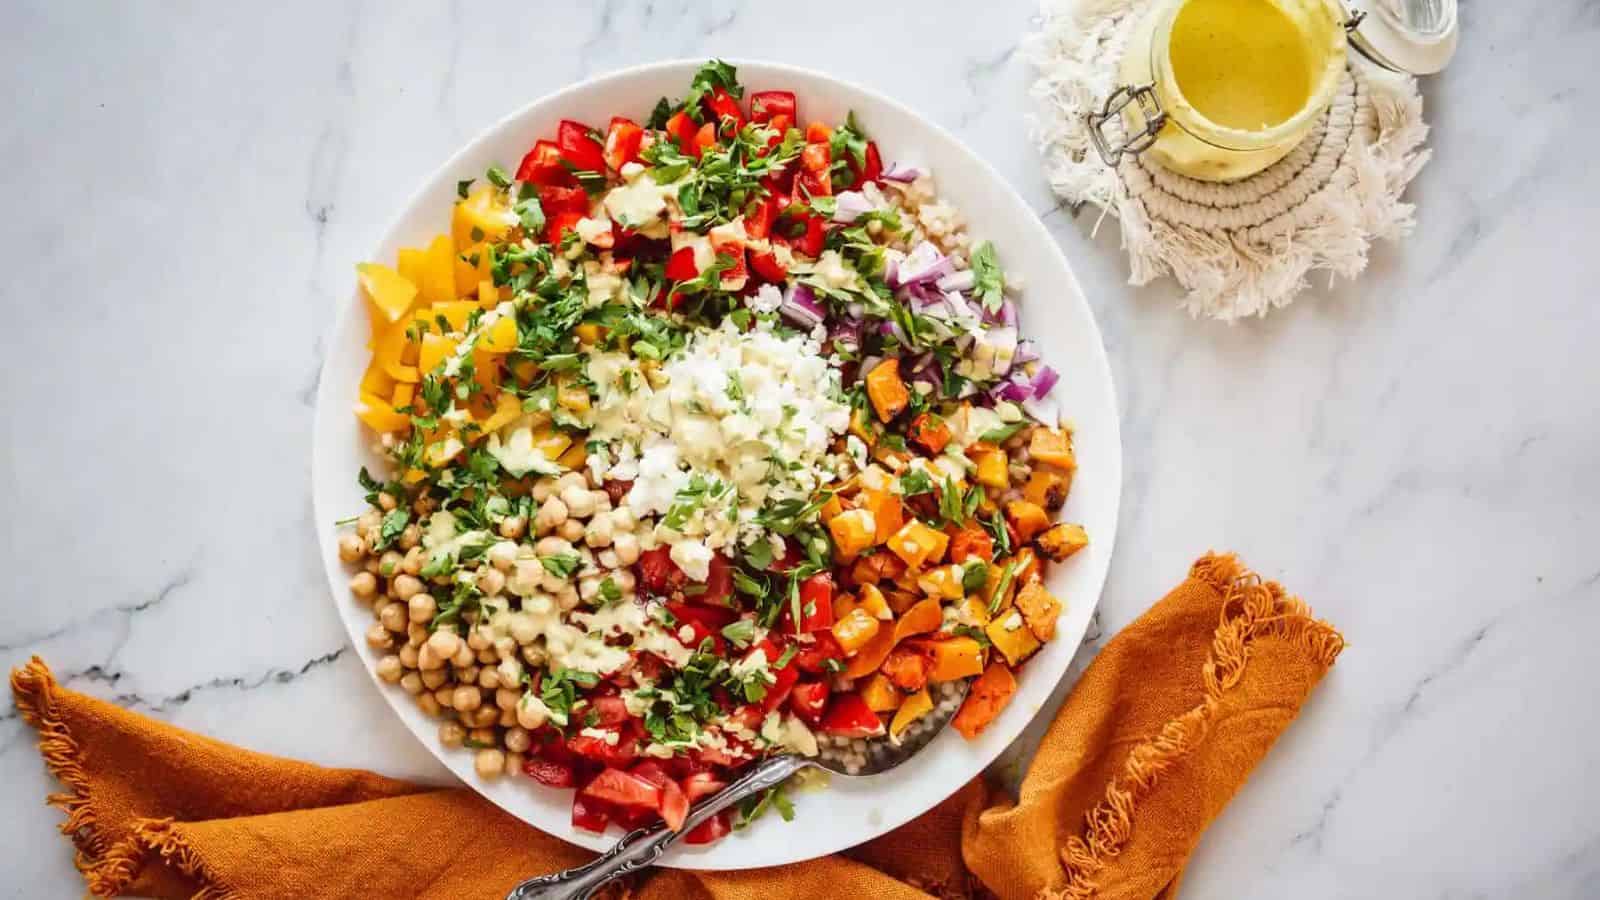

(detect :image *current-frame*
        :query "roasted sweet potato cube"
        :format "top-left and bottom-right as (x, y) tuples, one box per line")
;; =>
(1004, 500), (1051, 543)
(971, 446), (1009, 489)
(1028, 427), (1076, 469)
(881, 645), (932, 692)
(887, 520), (949, 569)
(1036, 523), (1089, 561)
(952, 662), (1018, 739)
(865, 359), (910, 422)
(851, 551), (906, 586)
(985, 609), (1042, 665)
(1021, 468), (1069, 511)
(1013, 580), (1062, 642)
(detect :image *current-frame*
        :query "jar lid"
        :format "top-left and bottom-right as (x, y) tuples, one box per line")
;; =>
(1341, 0), (1458, 75)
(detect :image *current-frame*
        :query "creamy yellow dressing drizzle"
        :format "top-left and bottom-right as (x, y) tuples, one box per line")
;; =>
(1168, 0), (1314, 131)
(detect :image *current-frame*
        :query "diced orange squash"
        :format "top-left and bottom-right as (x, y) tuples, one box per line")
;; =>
(971, 445), (1009, 489)
(859, 675), (903, 713)
(886, 520), (949, 569)
(844, 621), (898, 679)
(885, 588), (923, 615)
(907, 413), (950, 454)
(1012, 547), (1041, 588)
(848, 406), (875, 443)
(832, 608), (882, 654)
(1022, 468), (1069, 510)
(556, 378), (591, 414)
(889, 688), (933, 739)
(1014, 580), (1062, 642)
(417, 333), (457, 375)
(819, 494), (847, 524)
(893, 598), (944, 643)
(451, 185), (512, 250)
(1028, 428), (1076, 470)
(851, 551), (906, 586)
(952, 662), (1018, 739)
(916, 564), (966, 600)
(390, 382), (414, 410)
(828, 509), (878, 561)
(401, 467), (428, 485)
(418, 234), (456, 304)
(859, 489), (904, 544)
(959, 597), (992, 629)
(857, 583), (893, 621)
(479, 315), (518, 354)
(557, 441), (587, 470)
(881, 645), (932, 692)
(357, 262), (419, 324)
(477, 279), (499, 308)
(424, 431), (465, 468)
(921, 637), (986, 682)
(985, 609), (1041, 665)
(471, 348), (503, 396)
(1037, 523), (1089, 561)
(865, 359), (910, 422)
(985, 561), (1019, 613)
(354, 393), (411, 434)
(1004, 500), (1051, 543)
(510, 358), (539, 385)
(432, 300), (478, 332)
(832, 591), (860, 623)
(574, 323), (605, 345)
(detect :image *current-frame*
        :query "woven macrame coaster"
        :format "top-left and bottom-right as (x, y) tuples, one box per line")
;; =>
(1023, 0), (1432, 320)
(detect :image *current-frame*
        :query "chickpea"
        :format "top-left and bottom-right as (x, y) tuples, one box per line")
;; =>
(590, 489), (612, 513)
(578, 576), (601, 602)
(584, 515), (613, 549)
(498, 516), (527, 540)
(612, 569), (636, 594)
(535, 536), (573, 557)
(452, 684), (483, 712)
(357, 510), (382, 533)
(338, 532), (367, 562)
(398, 643), (420, 669)
(520, 645), (547, 667)
(406, 622), (429, 648)
(499, 707), (518, 727)
(401, 546), (426, 576)
(377, 491), (398, 512)
(377, 550), (403, 578)
(349, 571), (378, 600)
(417, 643), (446, 672)
(399, 672), (424, 695)
(561, 484), (596, 518)
(420, 667), (450, 690)
(439, 721), (466, 747)
(475, 748), (506, 780)
(478, 667), (501, 690)
(496, 687), (522, 710)
(426, 629), (462, 660)
(456, 665), (481, 687)
(487, 541), (518, 572)
(375, 655), (403, 682)
(403, 594), (434, 626)
(392, 574), (424, 601)
(503, 726), (532, 754)
(416, 692), (441, 717)
(509, 616), (539, 646)
(364, 557), (381, 576)
(377, 602), (407, 633)
(535, 496), (569, 533)
(412, 494), (438, 516)
(476, 647), (498, 665)
(466, 627), (491, 651)
(365, 623), (394, 650)
(517, 697), (549, 730)
(433, 686), (456, 709)
(477, 567), (506, 596)
(451, 642), (475, 669)
(597, 549), (620, 569)
(557, 519), (585, 543)
(557, 471), (589, 493)
(497, 657), (524, 685)
(612, 533), (641, 566)
(532, 477), (558, 503)
(468, 705), (499, 728)
(397, 523), (421, 550)
(609, 507), (636, 532)
(504, 751), (525, 777)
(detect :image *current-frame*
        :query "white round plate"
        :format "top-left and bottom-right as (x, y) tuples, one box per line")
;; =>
(312, 59), (1121, 870)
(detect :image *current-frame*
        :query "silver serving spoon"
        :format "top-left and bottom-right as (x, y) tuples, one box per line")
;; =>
(506, 679), (970, 900)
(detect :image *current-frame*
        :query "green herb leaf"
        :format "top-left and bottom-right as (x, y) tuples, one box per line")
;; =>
(457, 178), (474, 199)
(969, 241), (1006, 313)
(486, 165), (512, 189)
(980, 421), (1029, 444)
(375, 509), (410, 551)
(540, 553), (582, 580)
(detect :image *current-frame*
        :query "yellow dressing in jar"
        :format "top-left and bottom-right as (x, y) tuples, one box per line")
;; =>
(1167, 0), (1313, 132)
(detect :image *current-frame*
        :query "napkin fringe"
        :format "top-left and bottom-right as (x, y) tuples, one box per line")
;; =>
(1047, 553), (1344, 900)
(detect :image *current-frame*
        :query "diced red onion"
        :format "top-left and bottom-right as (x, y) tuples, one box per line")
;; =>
(780, 282), (825, 328)
(936, 269), (975, 293)
(832, 191), (875, 224)
(942, 291), (976, 322)
(981, 299), (1018, 328)
(990, 379), (1033, 403)
(1014, 340), (1040, 366)
(957, 378), (981, 399)
(878, 319), (908, 344)
(894, 241), (954, 288)
(1023, 395), (1060, 426)
(880, 163), (924, 183)
(829, 319), (863, 351)
(1031, 365), (1060, 398)
(845, 301), (865, 319)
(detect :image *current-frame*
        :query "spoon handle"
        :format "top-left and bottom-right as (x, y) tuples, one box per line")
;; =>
(505, 754), (809, 900)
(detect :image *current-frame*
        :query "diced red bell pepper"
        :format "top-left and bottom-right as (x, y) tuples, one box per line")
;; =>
(795, 167), (832, 200)
(788, 680), (830, 724)
(557, 119), (606, 174)
(761, 661), (800, 713)
(710, 243), (747, 289)
(603, 116), (644, 171)
(684, 810), (732, 845)
(667, 600), (738, 630)
(693, 121), (718, 156)
(516, 139), (573, 186)
(545, 209), (585, 247)
(805, 121), (832, 143)
(781, 572), (836, 633)
(663, 246), (699, 282)
(797, 213), (826, 257)
(581, 767), (662, 810)
(637, 546), (688, 595)
(522, 757), (577, 787)
(571, 794), (610, 833)
(860, 140), (884, 184)
(750, 90), (797, 124)
(800, 142), (831, 173)
(681, 772), (727, 803)
(727, 702), (766, 732)
(538, 184), (590, 216)
(792, 630), (845, 674)
(705, 87), (745, 128)
(749, 250), (787, 283)
(820, 693), (887, 738)
(665, 110), (698, 151)
(745, 195), (779, 240)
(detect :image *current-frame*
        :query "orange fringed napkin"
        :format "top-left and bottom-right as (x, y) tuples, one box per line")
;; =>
(12, 553), (1342, 899)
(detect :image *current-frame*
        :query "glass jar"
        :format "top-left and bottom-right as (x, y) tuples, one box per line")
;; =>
(1088, 0), (1459, 183)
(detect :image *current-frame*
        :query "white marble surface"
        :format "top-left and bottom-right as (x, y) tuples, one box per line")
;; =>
(3, 1), (1597, 896)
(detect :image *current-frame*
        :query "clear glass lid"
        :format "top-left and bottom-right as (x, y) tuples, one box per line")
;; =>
(1342, 0), (1459, 74)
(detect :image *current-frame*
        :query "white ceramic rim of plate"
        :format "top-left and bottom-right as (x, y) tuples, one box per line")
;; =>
(311, 57), (1122, 870)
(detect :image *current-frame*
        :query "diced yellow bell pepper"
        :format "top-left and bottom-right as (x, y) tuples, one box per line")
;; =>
(574, 323), (605, 346)
(889, 688), (933, 739)
(454, 241), (493, 297)
(557, 441), (587, 470)
(477, 392), (523, 437)
(360, 361), (396, 398)
(477, 279), (499, 309)
(556, 378), (591, 414)
(886, 520), (949, 570)
(390, 382), (414, 409)
(432, 300), (478, 333)
(357, 262), (419, 325)
(827, 509), (878, 561)
(831, 608), (881, 654)
(373, 320), (420, 383)
(401, 467), (429, 485)
(479, 315), (517, 354)
(857, 583), (893, 621)
(971, 445), (1009, 489)
(354, 393), (411, 434)
(535, 429), (572, 461)
(451, 184), (513, 250)
(397, 247), (427, 289)
(419, 234), (456, 305)
(417, 332), (457, 376)
(859, 675), (903, 713)
(425, 433), (465, 468)
(985, 609), (1041, 666)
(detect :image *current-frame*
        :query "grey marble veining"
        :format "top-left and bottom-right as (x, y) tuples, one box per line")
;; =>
(3, 1), (1598, 896)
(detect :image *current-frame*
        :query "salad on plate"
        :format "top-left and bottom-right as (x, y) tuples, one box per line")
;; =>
(337, 60), (1088, 844)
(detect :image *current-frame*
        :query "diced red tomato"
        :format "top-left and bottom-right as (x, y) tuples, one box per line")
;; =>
(727, 703), (766, 732)
(684, 810), (732, 845)
(745, 195), (779, 240)
(571, 794), (610, 833)
(761, 662), (800, 713)
(664, 246), (699, 282)
(788, 680), (830, 724)
(659, 778), (689, 831)
(538, 184), (590, 216)
(800, 142), (830, 173)
(603, 117), (644, 171)
(665, 110), (698, 151)
(881, 645), (933, 693)
(516, 139), (573, 186)
(749, 250), (787, 283)
(557, 119), (606, 174)
(781, 572), (836, 633)
(591, 695), (631, 727)
(522, 757), (577, 788)
(567, 731), (638, 768)
(805, 121), (832, 143)
(544, 210), (585, 247)
(821, 693), (887, 738)
(750, 90), (797, 124)
(681, 772), (727, 803)
(693, 121), (718, 156)
(667, 601), (738, 630)
(795, 167), (832, 200)
(637, 546), (688, 595)
(860, 140), (884, 184)
(705, 87), (745, 128)
(581, 767), (662, 810)
(792, 631), (845, 674)
(699, 553), (734, 605)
